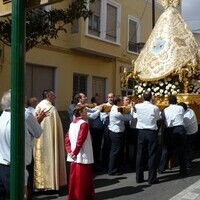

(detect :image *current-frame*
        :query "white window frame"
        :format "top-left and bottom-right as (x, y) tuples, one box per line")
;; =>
(127, 15), (140, 54)
(86, 0), (121, 45)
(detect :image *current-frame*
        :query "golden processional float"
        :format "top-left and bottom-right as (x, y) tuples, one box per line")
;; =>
(122, 0), (200, 122)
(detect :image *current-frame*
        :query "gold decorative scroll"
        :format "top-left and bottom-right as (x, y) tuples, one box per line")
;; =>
(154, 97), (169, 111)
(177, 93), (200, 105)
(130, 94), (200, 123)
(130, 96), (169, 111)
(134, 6), (199, 81)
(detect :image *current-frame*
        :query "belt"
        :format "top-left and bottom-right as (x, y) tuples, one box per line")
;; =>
(166, 125), (184, 129)
(110, 130), (124, 134)
(139, 129), (158, 132)
(0, 163), (10, 167)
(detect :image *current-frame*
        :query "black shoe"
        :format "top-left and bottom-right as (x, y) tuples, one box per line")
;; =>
(187, 161), (192, 169)
(148, 178), (159, 185)
(93, 166), (103, 173)
(136, 179), (145, 184)
(108, 172), (123, 176)
(179, 172), (188, 177)
(158, 170), (163, 174)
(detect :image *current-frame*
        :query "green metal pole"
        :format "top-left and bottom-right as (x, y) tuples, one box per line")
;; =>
(10, 0), (26, 199)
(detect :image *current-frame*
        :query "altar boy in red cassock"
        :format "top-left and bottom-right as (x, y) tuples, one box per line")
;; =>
(65, 104), (95, 200)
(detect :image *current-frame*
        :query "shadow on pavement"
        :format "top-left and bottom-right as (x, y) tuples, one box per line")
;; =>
(94, 177), (126, 189)
(158, 159), (200, 183)
(95, 185), (149, 200)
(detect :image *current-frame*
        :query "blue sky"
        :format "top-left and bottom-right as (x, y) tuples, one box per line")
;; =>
(182, 0), (200, 33)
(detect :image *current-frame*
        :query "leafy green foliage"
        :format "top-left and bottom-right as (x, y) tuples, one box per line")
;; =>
(0, 0), (95, 51)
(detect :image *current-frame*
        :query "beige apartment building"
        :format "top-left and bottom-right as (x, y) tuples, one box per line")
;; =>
(0, 0), (163, 114)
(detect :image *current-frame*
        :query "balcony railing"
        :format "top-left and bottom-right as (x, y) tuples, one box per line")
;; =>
(128, 41), (145, 53)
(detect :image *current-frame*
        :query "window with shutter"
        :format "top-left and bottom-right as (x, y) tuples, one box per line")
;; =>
(87, 0), (120, 44)
(128, 16), (140, 53)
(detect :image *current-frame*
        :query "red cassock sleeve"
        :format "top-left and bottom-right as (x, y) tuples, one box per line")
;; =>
(65, 131), (71, 153)
(73, 122), (89, 156)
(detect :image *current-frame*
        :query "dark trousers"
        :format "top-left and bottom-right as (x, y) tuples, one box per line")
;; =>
(122, 124), (131, 165)
(102, 126), (111, 170)
(129, 128), (138, 169)
(0, 164), (10, 200)
(186, 133), (197, 167)
(90, 128), (104, 168)
(136, 129), (158, 184)
(159, 126), (187, 174)
(26, 158), (34, 200)
(108, 131), (123, 174)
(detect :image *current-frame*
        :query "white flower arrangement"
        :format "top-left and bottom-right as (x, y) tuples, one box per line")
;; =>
(188, 69), (200, 94)
(133, 77), (181, 98)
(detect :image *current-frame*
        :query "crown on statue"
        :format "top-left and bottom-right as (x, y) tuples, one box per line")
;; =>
(156, 0), (180, 9)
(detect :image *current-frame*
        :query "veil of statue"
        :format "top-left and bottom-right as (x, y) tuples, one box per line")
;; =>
(134, 0), (200, 82)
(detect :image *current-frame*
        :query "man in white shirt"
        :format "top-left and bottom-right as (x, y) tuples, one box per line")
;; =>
(135, 91), (160, 185)
(178, 102), (198, 168)
(0, 90), (48, 199)
(108, 96), (133, 175)
(67, 99), (75, 123)
(0, 90), (11, 199)
(25, 107), (44, 200)
(100, 93), (114, 170)
(74, 92), (102, 119)
(26, 97), (38, 115)
(158, 95), (187, 176)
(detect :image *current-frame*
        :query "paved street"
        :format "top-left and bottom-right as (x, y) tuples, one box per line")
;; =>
(33, 151), (200, 200)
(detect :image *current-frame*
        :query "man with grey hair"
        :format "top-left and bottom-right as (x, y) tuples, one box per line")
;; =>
(0, 90), (11, 199)
(0, 90), (48, 199)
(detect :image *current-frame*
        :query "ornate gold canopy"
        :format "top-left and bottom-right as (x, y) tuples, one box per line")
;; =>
(134, 3), (200, 82)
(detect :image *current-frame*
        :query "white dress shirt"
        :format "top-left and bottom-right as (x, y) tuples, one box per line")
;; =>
(77, 102), (100, 119)
(0, 111), (11, 165)
(25, 109), (43, 165)
(100, 102), (112, 125)
(67, 103), (75, 122)
(135, 101), (160, 130)
(163, 104), (185, 127)
(184, 108), (198, 135)
(86, 107), (100, 119)
(24, 109), (43, 186)
(108, 105), (133, 133)
(27, 106), (36, 115)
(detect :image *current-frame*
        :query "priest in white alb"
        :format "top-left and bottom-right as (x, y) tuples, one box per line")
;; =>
(33, 89), (67, 192)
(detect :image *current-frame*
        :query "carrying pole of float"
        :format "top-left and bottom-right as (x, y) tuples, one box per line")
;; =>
(10, 0), (26, 199)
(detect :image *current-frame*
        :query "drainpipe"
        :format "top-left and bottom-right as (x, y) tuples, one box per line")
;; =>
(113, 58), (117, 94)
(152, 0), (155, 29)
